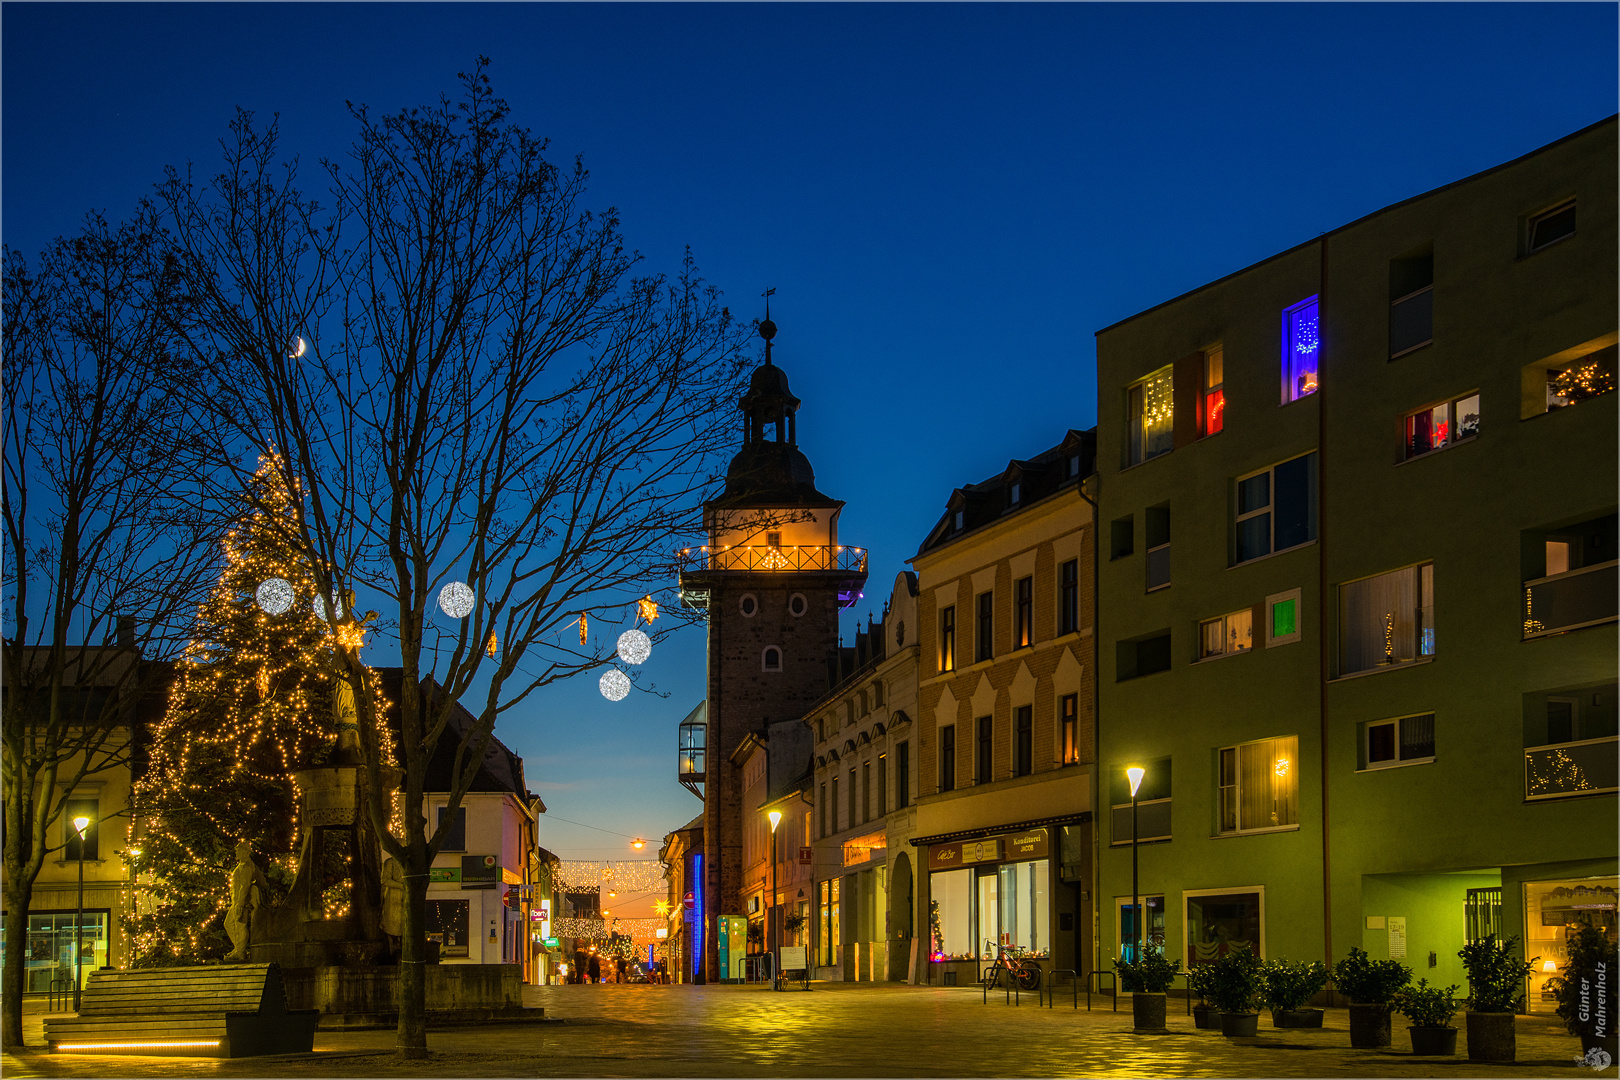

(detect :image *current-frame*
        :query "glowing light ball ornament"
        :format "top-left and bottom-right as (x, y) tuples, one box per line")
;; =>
(599, 669), (631, 702)
(313, 593), (344, 621)
(439, 581), (475, 619)
(616, 629), (652, 665)
(255, 578), (295, 616)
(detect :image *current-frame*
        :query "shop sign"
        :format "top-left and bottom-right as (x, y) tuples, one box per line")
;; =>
(1008, 829), (1049, 859)
(429, 867), (461, 883)
(543, 937), (560, 948)
(929, 829), (1055, 870)
(461, 854), (499, 889)
(798, 846), (813, 864)
(962, 838), (1001, 865)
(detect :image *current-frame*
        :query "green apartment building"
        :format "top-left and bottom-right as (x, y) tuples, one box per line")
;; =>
(1093, 116), (1617, 1002)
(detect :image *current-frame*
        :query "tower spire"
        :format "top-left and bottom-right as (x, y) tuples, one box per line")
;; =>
(760, 286), (777, 367)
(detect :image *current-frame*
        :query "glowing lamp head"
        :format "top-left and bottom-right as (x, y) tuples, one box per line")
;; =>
(1543, 960), (1558, 973)
(72, 815), (91, 835)
(1126, 767), (1145, 798)
(631, 838), (646, 850)
(767, 810), (782, 832)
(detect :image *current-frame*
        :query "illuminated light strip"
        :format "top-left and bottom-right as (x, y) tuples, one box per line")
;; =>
(57, 1040), (221, 1051)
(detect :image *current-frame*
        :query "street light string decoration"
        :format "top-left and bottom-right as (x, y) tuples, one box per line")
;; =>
(556, 860), (666, 894)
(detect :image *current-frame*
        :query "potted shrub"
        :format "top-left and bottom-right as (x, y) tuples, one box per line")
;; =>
(1188, 964), (1216, 1029)
(1115, 946), (1182, 1031)
(1333, 947), (1412, 1048)
(1208, 949), (1264, 1037)
(1549, 925), (1619, 1064)
(1261, 959), (1328, 1028)
(1393, 978), (1460, 1056)
(1458, 934), (1535, 1063)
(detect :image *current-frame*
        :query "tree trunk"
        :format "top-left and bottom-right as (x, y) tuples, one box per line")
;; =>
(2, 875), (33, 1048)
(396, 866), (429, 1058)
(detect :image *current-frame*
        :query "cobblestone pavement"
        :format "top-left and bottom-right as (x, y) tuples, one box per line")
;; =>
(5, 982), (1611, 1078)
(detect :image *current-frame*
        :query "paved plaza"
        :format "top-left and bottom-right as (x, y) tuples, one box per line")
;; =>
(4, 981), (1608, 1078)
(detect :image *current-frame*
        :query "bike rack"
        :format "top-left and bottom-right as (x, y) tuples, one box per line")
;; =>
(1044, 968), (1079, 1009)
(1086, 969), (1118, 1012)
(49, 974), (72, 1013)
(979, 963), (1028, 1006)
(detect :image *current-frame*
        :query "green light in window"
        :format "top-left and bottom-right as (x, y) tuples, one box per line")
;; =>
(1272, 599), (1297, 638)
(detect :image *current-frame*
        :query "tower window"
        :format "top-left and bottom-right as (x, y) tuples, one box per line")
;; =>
(789, 593), (807, 617)
(740, 594), (758, 617)
(766, 531), (782, 548)
(762, 646), (782, 672)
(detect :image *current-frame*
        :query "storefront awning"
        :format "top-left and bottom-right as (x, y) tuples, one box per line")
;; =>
(909, 811), (1090, 848)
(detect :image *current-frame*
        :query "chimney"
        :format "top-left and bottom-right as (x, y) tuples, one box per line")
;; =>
(117, 616), (134, 649)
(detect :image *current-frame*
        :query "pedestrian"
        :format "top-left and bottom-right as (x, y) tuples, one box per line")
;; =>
(572, 949), (587, 984)
(588, 952), (601, 984)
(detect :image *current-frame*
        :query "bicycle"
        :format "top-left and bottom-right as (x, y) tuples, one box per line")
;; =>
(981, 939), (1041, 992)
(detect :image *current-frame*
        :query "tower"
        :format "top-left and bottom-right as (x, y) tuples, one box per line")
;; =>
(678, 314), (867, 983)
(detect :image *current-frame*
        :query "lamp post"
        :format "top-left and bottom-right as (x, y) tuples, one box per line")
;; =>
(767, 809), (782, 991)
(1126, 767), (1144, 964)
(71, 814), (91, 1012)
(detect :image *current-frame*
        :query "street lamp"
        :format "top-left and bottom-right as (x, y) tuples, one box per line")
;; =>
(1125, 767), (1144, 965)
(71, 814), (91, 1012)
(767, 809), (782, 991)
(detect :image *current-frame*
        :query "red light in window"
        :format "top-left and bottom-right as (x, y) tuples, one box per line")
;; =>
(1205, 389), (1225, 435)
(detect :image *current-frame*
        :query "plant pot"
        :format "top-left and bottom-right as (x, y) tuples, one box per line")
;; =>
(1408, 1025), (1458, 1056)
(1219, 1011), (1259, 1038)
(1272, 1008), (1324, 1028)
(1132, 992), (1167, 1031)
(1465, 1011), (1516, 1063)
(1348, 1002), (1392, 1048)
(1192, 1003), (1212, 1029)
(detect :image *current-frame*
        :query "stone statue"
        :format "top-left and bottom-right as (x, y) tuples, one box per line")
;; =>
(380, 856), (406, 940)
(224, 840), (268, 962)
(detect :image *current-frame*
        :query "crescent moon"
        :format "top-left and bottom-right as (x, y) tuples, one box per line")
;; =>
(290, 335), (307, 358)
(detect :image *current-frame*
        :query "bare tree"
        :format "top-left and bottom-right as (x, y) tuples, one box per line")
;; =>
(1, 214), (218, 1047)
(158, 62), (754, 1056)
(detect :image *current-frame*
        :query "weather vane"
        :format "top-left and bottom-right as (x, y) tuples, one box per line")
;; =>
(760, 287), (777, 364)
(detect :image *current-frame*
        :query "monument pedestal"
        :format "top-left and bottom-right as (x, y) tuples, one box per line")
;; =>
(277, 963), (540, 1029)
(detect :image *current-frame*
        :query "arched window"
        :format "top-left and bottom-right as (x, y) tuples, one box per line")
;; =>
(762, 646), (782, 672)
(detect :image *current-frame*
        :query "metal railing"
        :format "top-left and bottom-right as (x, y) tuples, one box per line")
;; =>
(677, 544), (868, 574)
(1523, 560), (1618, 639)
(1525, 736), (1619, 800)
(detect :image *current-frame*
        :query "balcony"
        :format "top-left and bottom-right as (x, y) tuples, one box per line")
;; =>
(678, 544), (867, 574)
(1109, 798), (1171, 845)
(1525, 736), (1619, 800)
(1522, 560), (1618, 639)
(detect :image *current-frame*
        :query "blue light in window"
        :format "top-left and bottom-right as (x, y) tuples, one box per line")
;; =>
(1283, 296), (1320, 401)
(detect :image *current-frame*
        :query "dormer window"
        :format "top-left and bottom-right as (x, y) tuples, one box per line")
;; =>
(1008, 481), (1021, 508)
(953, 510), (965, 533)
(1067, 454), (1081, 479)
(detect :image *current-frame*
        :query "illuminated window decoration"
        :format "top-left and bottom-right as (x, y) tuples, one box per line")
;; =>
(1198, 609), (1253, 659)
(1218, 735), (1299, 833)
(600, 668), (631, 701)
(1551, 358), (1615, 405)
(255, 577), (294, 616)
(1404, 392), (1479, 459)
(637, 596), (659, 623)
(1203, 346), (1225, 437)
(616, 629), (651, 665)
(1282, 296), (1320, 402)
(438, 581), (475, 619)
(1127, 365), (1174, 465)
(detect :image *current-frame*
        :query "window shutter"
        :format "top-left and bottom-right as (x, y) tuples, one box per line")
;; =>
(1173, 352), (1204, 448)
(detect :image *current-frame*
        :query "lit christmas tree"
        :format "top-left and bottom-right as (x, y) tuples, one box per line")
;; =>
(127, 456), (392, 964)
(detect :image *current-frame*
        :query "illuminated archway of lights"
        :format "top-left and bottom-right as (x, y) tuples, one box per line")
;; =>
(556, 861), (666, 893)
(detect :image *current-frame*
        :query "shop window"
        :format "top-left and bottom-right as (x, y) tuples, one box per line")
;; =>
(1360, 712), (1436, 770)
(1116, 894), (1166, 963)
(1015, 577), (1033, 649)
(982, 860), (1051, 958)
(1404, 392), (1479, 459)
(1014, 706), (1033, 777)
(975, 592), (994, 663)
(1525, 198), (1577, 255)
(1186, 888), (1264, 967)
(1127, 365), (1174, 465)
(819, 878), (841, 967)
(1202, 346), (1225, 436)
(1198, 609), (1252, 660)
(1060, 694), (1080, 766)
(1059, 560), (1079, 635)
(1523, 876), (1618, 1011)
(928, 868), (974, 960)
(1235, 452), (1317, 564)
(1282, 296), (1320, 402)
(63, 799), (99, 861)
(939, 605), (956, 673)
(1339, 562), (1434, 675)
(425, 899), (470, 957)
(1266, 589), (1303, 647)
(1389, 245), (1434, 358)
(437, 805), (466, 852)
(1217, 736), (1298, 834)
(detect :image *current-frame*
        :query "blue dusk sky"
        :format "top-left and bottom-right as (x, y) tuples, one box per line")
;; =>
(5, 4), (1615, 907)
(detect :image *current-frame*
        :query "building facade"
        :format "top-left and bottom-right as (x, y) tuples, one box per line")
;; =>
(909, 430), (1099, 988)
(1093, 116), (1618, 997)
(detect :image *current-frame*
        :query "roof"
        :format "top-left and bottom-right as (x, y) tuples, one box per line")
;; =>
(915, 428), (1097, 556)
(376, 667), (529, 797)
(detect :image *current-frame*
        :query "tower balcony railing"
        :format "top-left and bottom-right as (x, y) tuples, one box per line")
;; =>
(677, 544), (868, 575)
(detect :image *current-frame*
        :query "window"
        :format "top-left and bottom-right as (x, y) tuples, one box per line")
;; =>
(983, 861), (1051, 958)
(1015, 577), (1033, 648)
(1202, 346), (1225, 436)
(861, 762), (871, 824)
(1186, 889), (1263, 966)
(1266, 589), (1303, 647)
(819, 783), (827, 838)
(1339, 562), (1434, 675)
(1109, 758), (1171, 845)
(928, 868), (974, 960)
(975, 716), (993, 784)
(975, 592), (993, 662)
(1060, 694), (1079, 765)
(1118, 895), (1167, 963)
(1145, 505), (1170, 591)
(940, 725), (956, 792)
(1110, 516), (1134, 559)
(1389, 246), (1434, 358)
(1362, 712), (1436, 770)
(762, 646), (782, 672)
(873, 680), (884, 707)
(1128, 365), (1174, 465)
(1218, 736), (1299, 833)
(425, 899), (470, 957)
(739, 594), (758, 617)
(1198, 609), (1253, 659)
(789, 592), (807, 617)
(1059, 560), (1079, 635)
(437, 805), (467, 852)
(897, 742), (910, 809)
(1117, 631), (1171, 681)
(953, 509), (965, 533)
(819, 878), (840, 967)
(1404, 392), (1479, 459)
(1234, 452), (1317, 564)
(940, 605), (956, 673)
(831, 776), (839, 832)
(766, 531), (782, 548)
(847, 768), (856, 827)
(877, 753), (887, 816)
(1527, 198), (1576, 254)
(1546, 346), (1616, 412)
(1066, 452), (1083, 479)
(1008, 480), (1022, 508)
(1014, 705), (1033, 777)
(64, 798), (99, 861)
(1282, 296), (1320, 402)
(1523, 683), (1619, 800)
